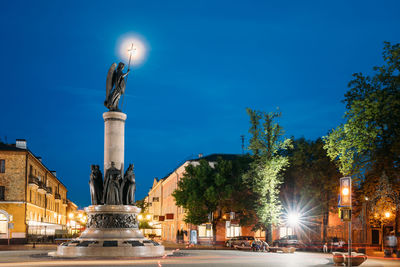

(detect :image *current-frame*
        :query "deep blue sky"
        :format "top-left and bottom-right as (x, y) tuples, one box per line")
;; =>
(1, 1), (399, 208)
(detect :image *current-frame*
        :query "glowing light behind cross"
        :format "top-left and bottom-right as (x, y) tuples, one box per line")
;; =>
(117, 34), (147, 66)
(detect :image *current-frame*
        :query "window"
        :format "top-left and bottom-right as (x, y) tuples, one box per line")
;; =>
(0, 186), (5, 200)
(0, 160), (5, 173)
(152, 197), (159, 202)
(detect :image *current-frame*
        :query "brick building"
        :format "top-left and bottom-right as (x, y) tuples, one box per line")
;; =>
(144, 154), (265, 244)
(0, 139), (70, 244)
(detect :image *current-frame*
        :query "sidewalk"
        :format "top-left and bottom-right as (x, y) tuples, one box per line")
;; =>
(159, 241), (230, 250)
(0, 244), (57, 251)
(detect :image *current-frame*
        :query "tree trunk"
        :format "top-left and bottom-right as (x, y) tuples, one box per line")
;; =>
(212, 220), (217, 245)
(265, 224), (272, 244)
(322, 193), (330, 243)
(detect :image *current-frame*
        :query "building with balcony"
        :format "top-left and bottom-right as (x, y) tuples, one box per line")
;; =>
(0, 139), (70, 244)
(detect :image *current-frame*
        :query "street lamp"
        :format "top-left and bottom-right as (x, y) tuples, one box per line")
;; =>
(288, 213), (300, 226)
(385, 212), (391, 218)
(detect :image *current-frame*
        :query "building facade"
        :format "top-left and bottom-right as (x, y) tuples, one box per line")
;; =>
(144, 154), (265, 244)
(0, 139), (69, 244)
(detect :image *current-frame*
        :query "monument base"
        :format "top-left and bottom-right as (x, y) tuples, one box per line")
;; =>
(55, 205), (165, 257)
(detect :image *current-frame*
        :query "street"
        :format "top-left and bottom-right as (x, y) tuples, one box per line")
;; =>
(0, 249), (399, 267)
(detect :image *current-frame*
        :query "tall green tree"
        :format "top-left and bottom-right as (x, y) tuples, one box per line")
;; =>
(283, 138), (341, 242)
(244, 108), (292, 243)
(173, 157), (252, 243)
(323, 42), (400, 232)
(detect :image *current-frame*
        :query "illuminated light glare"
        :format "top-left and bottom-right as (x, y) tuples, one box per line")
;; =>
(288, 213), (300, 226)
(68, 213), (74, 219)
(138, 214), (143, 220)
(385, 212), (391, 218)
(78, 213), (83, 218)
(365, 197), (369, 201)
(342, 188), (349, 196)
(146, 214), (152, 220)
(149, 222), (154, 226)
(117, 34), (147, 66)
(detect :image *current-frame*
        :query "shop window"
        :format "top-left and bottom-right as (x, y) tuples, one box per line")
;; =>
(226, 222), (241, 238)
(198, 224), (213, 238)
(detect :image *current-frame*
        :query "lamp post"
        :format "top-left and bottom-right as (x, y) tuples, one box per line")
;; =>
(339, 177), (352, 267)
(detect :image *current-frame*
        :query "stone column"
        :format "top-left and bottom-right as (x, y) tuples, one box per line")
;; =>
(103, 111), (127, 173)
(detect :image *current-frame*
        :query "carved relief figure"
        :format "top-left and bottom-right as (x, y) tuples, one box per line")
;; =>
(89, 165), (103, 205)
(104, 62), (130, 111)
(121, 164), (136, 205)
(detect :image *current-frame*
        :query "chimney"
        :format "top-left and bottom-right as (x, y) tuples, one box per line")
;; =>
(15, 139), (27, 149)
(51, 171), (57, 177)
(198, 153), (203, 158)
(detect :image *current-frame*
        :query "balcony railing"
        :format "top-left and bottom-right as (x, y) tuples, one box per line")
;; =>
(45, 186), (52, 196)
(28, 176), (39, 187)
(37, 181), (47, 194)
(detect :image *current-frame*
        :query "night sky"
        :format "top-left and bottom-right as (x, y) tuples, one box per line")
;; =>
(1, 1), (399, 208)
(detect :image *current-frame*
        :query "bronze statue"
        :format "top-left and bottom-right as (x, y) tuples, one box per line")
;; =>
(89, 165), (104, 205)
(103, 162), (122, 205)
(104, 62), (130, 111)
(121, 164), (136, 205)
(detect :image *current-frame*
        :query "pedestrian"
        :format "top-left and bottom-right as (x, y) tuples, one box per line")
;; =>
(323, 242), (328, 253)
(388, 231), (397, 256)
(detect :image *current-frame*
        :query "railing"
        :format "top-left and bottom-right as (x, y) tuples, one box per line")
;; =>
(46, 186), (52, 195)
(28, 175), (39, 186)
(55, 193), (61, 200)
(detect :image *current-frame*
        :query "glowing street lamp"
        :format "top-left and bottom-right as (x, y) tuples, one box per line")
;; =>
(385, 212), (391, 218)
(288, 212), (300, 226)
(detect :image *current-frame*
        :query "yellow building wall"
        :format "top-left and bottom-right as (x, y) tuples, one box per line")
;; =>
(0, 203), (26, 239)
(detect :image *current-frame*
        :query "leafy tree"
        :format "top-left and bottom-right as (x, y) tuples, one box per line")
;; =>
(283, 138), (341, 242)
(173, 156), (252, 243)
(244, 108), (292, 243)
(324, 42), (400, 232)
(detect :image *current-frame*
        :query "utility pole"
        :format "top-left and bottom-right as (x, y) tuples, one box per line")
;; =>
(240, 135), (245, 155)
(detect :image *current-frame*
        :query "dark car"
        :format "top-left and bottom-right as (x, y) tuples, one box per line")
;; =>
(272, 235), (300, 247)
(225, 236), (255, 248)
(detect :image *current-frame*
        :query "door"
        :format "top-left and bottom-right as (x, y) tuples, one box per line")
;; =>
(372, 230), (379, 245)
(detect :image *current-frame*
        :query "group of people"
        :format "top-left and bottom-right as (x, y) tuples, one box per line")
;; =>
(251, 239), (269, 252)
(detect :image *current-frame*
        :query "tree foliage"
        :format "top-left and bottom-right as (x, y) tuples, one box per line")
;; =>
(173, 157), (252, 242)
(323, 42), (400, 233)
(283, 138), (341, 241)
(323, 42), (400, 179)
(244, 108), (292, 242)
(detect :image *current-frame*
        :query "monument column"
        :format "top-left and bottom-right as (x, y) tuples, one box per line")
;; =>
(103, 111), (127, 172)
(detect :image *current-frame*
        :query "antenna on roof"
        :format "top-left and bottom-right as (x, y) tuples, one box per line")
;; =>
(241, 135), (245, 155)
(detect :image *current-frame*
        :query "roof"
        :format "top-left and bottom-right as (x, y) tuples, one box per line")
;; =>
(0, 142), (26, 151)
(161, 153), (241, 180)
(188, 153), (241, 162)
(0, 141), (67, 190)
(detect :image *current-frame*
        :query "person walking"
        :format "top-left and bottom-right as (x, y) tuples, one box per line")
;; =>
(388, 231), (397, 256)
(323, 242), (328, 253)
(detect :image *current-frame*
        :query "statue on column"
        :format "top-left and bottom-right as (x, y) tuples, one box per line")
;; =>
(104, 62), (130, 111)
(89, 165), (103, 205)
(121, 164), (136, 205)
(103, 162), (122, 205)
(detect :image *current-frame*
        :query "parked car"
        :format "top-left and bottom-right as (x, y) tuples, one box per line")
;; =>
(225, 236), (255, 248)
(272, 235), (300, 247)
